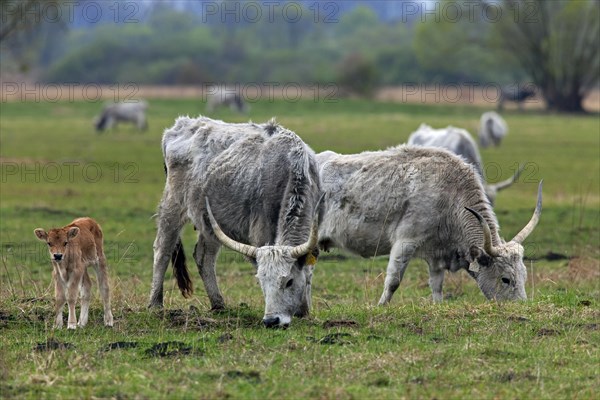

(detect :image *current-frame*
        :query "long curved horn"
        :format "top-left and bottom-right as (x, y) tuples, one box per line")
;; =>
(511, 180), (543, 244)
(465, 207), (500, 257)
(489, 164), (525, 192)
(205, 198), (257, 258)
(290, 194), (324, 259)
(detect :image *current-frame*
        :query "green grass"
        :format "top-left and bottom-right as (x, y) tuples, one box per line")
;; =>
(1, 98), (599, 399)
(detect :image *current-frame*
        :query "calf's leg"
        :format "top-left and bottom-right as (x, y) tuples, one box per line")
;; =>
(54, 274), (66, 329)
(95, 254), (114, 326)
(78, 269), (92, 327)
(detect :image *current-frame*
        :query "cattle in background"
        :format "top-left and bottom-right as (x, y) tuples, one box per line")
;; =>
(94, 101), (148, 132)
(479, 111), (508, 148)
(34, 218), (113, 329)
(149, 116), (321, 328)
(498, 86), (536, 111)
(317, 146), (542, 303)
(408, 124), (522, 205)
(205, 86), (248, 114)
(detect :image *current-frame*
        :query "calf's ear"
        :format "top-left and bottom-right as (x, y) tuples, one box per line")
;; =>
(34, 229), (47, 241)
(67, 227), (80, 239)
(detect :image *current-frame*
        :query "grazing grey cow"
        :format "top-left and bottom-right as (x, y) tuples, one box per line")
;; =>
(479, 111), (508, 148)
(205, 87), (248, 114)
(149, 116), (321, 328)
(318, 146), (542, 303)
(94, 101), (148, 132)
(407, 124), (521, 205)
(498, 86), (536, 111)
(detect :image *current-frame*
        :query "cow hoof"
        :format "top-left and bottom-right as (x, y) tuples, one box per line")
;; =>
(67, 324), (77, 330)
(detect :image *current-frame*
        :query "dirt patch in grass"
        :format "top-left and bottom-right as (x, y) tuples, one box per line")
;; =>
(145, 341), (200, 358)
(309, 332), (352, 345)
(399, 322), (424, 336)
(496, 369), (537, 382)
(160, 308), (219, 331)
(101, 341), (139, 352)
(34, 339), (73, 351)
(224, 370), (261, 384)
(536, 328), (562, 337)
(323, 319), (359, 328)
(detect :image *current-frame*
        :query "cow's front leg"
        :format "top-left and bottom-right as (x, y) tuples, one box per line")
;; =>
(428, 260), (446, 302)
(149, 195), (185, 308)
(193, 237), (225, 310)
(378, 241), (415, 305)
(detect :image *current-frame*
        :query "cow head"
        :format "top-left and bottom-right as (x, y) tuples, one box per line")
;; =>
(34, 226), (80, 263)
(205, 198), (319, 329)
(465, 181), (542, 301)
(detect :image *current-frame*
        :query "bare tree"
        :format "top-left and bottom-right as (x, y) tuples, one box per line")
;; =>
(0, 0), (63, 43)
(496, 0), (599, 112)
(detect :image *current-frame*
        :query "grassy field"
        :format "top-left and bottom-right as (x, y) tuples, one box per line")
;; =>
(0, 98), (598, 399)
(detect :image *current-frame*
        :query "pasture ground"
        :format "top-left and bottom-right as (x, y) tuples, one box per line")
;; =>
(0, 98), (598, 399)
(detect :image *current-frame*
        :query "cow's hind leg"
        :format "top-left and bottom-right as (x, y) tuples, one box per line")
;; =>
(378, 241), (415, 305)
(193, 237), (225, 310)
(149, 195), (186, 308)
(78, 269), (92, 327)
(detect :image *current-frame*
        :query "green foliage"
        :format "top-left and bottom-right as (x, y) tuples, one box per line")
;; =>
(1, 98), (598, 398)
(38, 4), (533, 86)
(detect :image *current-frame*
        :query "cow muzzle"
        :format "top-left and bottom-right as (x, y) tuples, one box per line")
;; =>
(263, 315), (290, 329)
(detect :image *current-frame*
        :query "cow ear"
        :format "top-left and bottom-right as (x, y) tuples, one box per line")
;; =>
(298, 248), (319, 268)
(34, 229), (47, 241)
(67, 227), (80, 239)
(469, 245), (492, 267)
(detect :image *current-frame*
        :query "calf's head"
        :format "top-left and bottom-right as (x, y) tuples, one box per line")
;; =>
(206, 199), (318, 329)
(34, 226), (80, 262)
(465, 181), (542, 301)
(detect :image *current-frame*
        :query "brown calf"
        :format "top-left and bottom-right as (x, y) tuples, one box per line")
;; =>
(34, 217), (114, 329)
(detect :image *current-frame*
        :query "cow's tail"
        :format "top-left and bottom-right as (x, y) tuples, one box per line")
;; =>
(171, 237), (193, 298)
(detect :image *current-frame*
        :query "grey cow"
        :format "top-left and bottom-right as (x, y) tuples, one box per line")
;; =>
(94, 101), (148, 132)
(317, 146), (542, 303)
(408, 124), (521, 205)
(205, 87), (248, 114)
(149, 116), (322, 328)
(479, 111), (508, 148)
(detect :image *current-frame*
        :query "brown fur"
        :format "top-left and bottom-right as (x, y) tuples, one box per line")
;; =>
(34, 217), (113, 329)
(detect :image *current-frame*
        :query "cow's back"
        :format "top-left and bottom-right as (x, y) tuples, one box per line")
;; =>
(319, 146), (485, 257)
(163, 116), (320, 247)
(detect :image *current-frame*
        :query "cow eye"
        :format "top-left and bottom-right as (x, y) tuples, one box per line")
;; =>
(64, 242), (68, 246)
(285, 279), (294, 288)
(501, 277), (511, 285)
(47, 243), (51, 247)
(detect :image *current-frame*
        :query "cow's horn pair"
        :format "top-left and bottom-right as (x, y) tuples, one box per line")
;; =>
(205, 197), (319, 259)
(466, 180), (543, 255)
